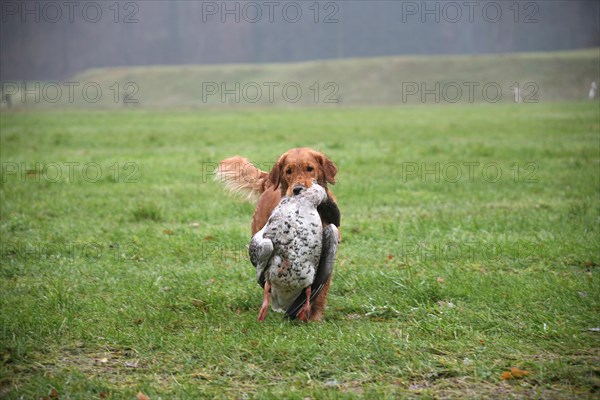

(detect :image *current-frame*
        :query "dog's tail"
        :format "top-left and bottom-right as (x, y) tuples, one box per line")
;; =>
(215, 156), (270, 202)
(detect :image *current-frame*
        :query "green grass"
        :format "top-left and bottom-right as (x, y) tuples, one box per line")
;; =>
(1, 101), (599, 398)
(3, 48), (599, 109)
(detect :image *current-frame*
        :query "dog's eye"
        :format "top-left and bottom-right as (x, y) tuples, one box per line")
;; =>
(286, 168), (292, 175)
(306, 166), (314, 172)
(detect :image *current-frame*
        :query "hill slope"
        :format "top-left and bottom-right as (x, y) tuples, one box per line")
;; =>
(3, 49), (599, 108)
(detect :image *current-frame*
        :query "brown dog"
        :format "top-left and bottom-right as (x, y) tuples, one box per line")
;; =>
(216, 148), (340, 321)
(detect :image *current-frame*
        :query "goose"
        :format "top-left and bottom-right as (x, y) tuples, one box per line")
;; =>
(249, 181), (339, 321)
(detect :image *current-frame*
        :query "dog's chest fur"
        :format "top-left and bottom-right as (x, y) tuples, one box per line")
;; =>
(263, 197), (322, 291)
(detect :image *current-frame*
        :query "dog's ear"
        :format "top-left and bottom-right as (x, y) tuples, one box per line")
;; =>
(316, 153), (337, 185)
(269, 156), (285, 190)
(323, 157), (337, 185)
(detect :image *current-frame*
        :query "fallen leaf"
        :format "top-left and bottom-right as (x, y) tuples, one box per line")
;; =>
(203, 235), (215, 241)
(189, 222), (200, 228)
(163, 229), (174, 235)
(191, 299), (206, 309)
(49, 388), (59, 399)
(510, 367), (530, 378)
(387, 254), (394, 260)
(99, 357), (108, 364)
(583, 260), (594, 267)
(436, 277), (445, 284)
(191, 372), (211, 380)
(500, 371), (513, 380)
(501, 367), (530, 380)
(2, 351), (11, 364)
(137, 391), (150, 400)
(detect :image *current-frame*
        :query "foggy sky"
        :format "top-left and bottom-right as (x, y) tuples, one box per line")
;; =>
(1, 0), (599, 80)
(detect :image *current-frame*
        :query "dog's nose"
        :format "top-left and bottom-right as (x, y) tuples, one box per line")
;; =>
(293, 185), (304, 195)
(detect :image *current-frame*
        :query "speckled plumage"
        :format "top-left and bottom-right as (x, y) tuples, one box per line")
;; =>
(249, 182), (336, 317)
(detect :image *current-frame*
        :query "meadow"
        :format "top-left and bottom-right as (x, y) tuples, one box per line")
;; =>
(0, 101), (599, 398)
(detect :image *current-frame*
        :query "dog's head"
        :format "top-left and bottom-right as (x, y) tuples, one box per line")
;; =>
(269, 148), (337, 197)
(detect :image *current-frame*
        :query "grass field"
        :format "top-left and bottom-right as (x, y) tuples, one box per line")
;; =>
(0, 101), (599, 398)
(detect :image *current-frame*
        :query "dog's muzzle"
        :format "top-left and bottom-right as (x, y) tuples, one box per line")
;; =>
(292, 185), (305, 196)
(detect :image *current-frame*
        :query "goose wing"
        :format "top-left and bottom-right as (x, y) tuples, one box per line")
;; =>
(248, 226), (273, 288)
